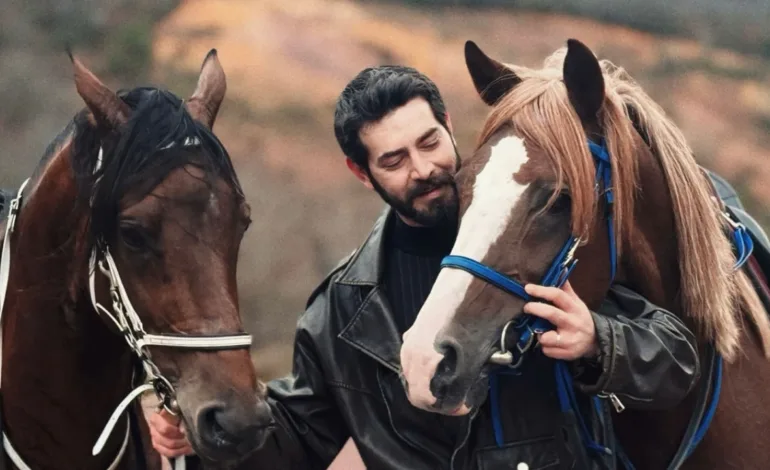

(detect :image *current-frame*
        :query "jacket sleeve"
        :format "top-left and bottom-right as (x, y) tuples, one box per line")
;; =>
(248, 290), (350, 470)
(573, 284), (700, 410)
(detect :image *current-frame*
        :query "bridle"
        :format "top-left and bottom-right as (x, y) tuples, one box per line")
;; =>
(437, 138), (754, 468)
(441, 139), (617, 368)
(0, 140), (253, 469)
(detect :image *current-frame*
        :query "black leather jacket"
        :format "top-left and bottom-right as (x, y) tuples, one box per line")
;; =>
(239, 208), (700, 470)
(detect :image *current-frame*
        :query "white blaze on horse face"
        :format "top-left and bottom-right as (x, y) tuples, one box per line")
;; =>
(400, 135), (531, 411)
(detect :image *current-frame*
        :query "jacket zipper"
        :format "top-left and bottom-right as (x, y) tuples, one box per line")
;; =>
(608, 393), (625, 413)
(597, 392), (626, 413)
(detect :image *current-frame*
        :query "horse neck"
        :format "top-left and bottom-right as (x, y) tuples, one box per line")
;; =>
(617, 147), (682, 311)
(2, 142), (134, 468)
(610, 148), (702, 468)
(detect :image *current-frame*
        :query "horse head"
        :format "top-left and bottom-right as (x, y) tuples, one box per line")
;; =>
(399, 38), (770, 446)
(2, 50), (272, 466)
(73, 50), (273, 463)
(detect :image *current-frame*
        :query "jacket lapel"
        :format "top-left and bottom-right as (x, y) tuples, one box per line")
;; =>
(337, 208), (404, 373)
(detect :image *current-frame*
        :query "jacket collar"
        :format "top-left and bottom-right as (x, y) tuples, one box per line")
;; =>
(337, 207), (404, 373)
(337, 206), (392, 287)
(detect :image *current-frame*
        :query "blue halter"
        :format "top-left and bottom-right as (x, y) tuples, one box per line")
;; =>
(441, 139), (617, 367)
(438, 139), (754, 467)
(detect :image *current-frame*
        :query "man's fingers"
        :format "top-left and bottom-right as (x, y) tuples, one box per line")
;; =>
(537, 330), (564, 348)
(149, 413), (185, 439)
(153, 442), (194, 458)
(150, 426), (190, 450)
(562, 280), (576, 296)
(541, 346), (576, 360)
(523, 302), (567, 328)
(525, 284), (575, 311)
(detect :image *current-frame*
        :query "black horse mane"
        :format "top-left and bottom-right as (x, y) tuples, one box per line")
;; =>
(69, 86), (243, 246)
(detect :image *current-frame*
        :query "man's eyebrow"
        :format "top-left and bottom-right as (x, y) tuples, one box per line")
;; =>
(377, 147), (408, 163)
(376, 127), (440, 163)
(417, 127), (439, 144)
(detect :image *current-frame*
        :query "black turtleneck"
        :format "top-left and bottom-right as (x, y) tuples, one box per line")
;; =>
(383, 214), (457, 334)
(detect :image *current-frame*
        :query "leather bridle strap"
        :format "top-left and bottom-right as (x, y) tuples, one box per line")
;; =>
(0, 174), (248, 470)
(665, 343), (718, 470)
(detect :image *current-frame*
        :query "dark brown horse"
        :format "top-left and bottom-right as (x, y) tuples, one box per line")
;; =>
(399, 39), (770, 468)
(0, 50), (272, 468)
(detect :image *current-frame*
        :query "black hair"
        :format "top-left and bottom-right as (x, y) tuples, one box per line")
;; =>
(70, 87), (243, 247)
(333, 65), (448, 168)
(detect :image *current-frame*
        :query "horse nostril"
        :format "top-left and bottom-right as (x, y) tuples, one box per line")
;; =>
(199, 404), (235, 449)
(430, 340), (462, 400)
(436, 341), (459, 377)
(197, 401), (276, 455)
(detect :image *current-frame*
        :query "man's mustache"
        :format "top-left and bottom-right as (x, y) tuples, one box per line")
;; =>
(406, 172), (455, 202)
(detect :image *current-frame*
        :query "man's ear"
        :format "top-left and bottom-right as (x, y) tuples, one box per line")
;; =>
(346, 158), (374, 190)
(445, 112), (454, 134)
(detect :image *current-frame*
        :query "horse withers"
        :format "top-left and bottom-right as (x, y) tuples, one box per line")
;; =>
(0, 50), (272, 468)
(399, 38), (770, 469)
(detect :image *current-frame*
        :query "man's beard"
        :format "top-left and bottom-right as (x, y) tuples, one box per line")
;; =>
(369, 169), (459, 227)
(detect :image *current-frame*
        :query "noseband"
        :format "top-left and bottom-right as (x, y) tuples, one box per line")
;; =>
(0, 141), (253, 469)
(437, 138), (754, 467)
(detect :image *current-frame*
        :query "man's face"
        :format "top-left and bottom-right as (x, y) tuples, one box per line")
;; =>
(352, 97), (460, 227)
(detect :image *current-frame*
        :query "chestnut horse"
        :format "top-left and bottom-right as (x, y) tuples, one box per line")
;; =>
(400, 39), (770, 469)
(0, 50), (273, 468)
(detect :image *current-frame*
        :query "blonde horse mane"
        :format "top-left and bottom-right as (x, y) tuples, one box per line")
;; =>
(477, 46), (770, 361)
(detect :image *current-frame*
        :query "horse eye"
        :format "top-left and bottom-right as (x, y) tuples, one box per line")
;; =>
(549, 192), (571, 213)
(119, 224), (148, 251)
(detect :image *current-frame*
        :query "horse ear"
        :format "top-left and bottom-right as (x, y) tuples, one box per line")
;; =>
(186, 49), (226, 129)
(68, 49), (130, 130)
(464, 40), (521, 106)
(563, 39), (605, 123)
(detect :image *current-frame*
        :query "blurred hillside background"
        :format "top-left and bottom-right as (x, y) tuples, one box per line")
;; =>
(1, 0), (769, 380)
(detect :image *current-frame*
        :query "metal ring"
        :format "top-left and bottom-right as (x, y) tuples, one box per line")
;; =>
(499, 321), (514, 354)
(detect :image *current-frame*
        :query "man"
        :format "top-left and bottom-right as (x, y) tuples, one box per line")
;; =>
(149, 66), (701, 469)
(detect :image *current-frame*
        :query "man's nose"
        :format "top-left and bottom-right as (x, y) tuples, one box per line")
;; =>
(411, 153), (438, 180)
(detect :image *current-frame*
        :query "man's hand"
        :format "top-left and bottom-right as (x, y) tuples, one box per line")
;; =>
(148, 409), (195, 458)
(523, 281), (599, 361)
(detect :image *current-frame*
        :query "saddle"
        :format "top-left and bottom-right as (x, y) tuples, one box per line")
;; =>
(703, 168), (770, 303)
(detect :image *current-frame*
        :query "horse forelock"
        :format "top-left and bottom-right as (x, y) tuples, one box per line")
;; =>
(67, 87), (243, 248)
(473, 46), (769, 360)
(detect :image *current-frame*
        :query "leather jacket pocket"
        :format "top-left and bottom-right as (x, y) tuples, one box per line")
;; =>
(377, 367), (467, 467)
(475, 436), (561, 470)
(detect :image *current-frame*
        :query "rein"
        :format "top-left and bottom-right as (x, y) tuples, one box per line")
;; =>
(0, 140), (253, 469)
(438, 139), (753, 469)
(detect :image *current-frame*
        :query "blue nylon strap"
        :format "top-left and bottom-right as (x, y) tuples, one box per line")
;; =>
(440, 256), (530, 300)
(589, 140), (617, 281)
(731, 223), (753, 270)
(685, 355), (723, 458)
(443, 136), (741, 467)
(443, 138), (619, 456)
(489, 372), (504, 446)
(540, 236), (580, 287)
(554, 362), (612, 456)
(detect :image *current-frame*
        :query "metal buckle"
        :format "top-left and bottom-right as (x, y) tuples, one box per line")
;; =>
(721, 210), (744, 232)
(516, 326), (536, 355)
(489, 322), (536, 369)
(152, 375), (180, 415)
(489, 321), (514, 365)
(7, 196), (20, 233)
